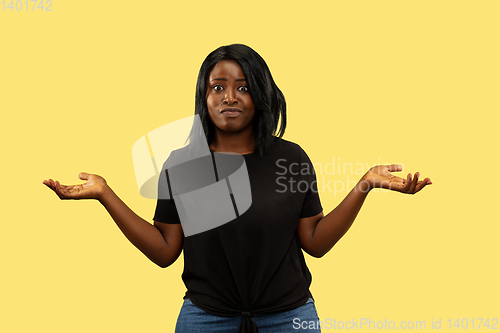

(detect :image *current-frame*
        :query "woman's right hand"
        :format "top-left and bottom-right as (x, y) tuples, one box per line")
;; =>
(43, 172), (107, 200)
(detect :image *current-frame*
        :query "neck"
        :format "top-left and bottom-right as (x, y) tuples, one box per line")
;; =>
(210, 129), (255, 155)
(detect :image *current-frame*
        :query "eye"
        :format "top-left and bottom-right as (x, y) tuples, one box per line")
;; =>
(238, 86), (249, 92)
(213, 85), (223, 91)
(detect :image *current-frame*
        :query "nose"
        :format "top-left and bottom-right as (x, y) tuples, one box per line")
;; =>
(223, 89), (237, 105)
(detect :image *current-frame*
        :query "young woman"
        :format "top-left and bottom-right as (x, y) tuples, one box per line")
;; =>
(44, 44), (431, 333)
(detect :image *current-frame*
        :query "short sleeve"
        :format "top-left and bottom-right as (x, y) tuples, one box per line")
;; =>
(152, 155), (181, 224)
(298, 147), (323, 218)
(153, 198), (181, 224)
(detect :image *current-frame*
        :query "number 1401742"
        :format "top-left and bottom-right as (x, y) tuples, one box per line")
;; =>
(2, 0), (52, 11)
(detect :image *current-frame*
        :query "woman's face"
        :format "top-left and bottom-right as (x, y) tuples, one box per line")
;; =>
(206, 60), (256, 136)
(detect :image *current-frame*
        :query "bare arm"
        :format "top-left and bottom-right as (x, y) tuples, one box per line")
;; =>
(297, 180), (369, 258)
(43, 173), (183, 268)
(99, 185), (183, 267)
(297, 165), (431, 258)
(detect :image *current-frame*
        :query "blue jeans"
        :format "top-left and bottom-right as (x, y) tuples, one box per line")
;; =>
(175, 298), (321, 332)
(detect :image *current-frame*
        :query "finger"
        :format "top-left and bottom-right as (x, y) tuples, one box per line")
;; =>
(386, 164), (402, 173)
(414, 178), (430, 194)
(44, 182), (58, 195)
(47, 180), (63, 199)
(55, 181), (63, 196)
(49, 179), (58, 191)
(401, 173), (412, 192)
(79, 172), (90, 181)
(43, 180), (55, 192)
(44, 179), (64, 199)
(408, 172), (419, 193)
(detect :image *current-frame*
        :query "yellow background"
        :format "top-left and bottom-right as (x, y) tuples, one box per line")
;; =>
(1, 0), (499, 332)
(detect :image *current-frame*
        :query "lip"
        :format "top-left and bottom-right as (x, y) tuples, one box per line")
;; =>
(220, 107), (242, 117)
(220, 107), (242, 113)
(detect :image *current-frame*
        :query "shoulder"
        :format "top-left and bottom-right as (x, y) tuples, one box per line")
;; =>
(268, 137), (310, 160)
(270, 137), (304, 153)
(161, 143), (209, 170)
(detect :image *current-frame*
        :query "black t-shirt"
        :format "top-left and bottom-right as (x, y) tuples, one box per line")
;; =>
(153, 138), (323, 319)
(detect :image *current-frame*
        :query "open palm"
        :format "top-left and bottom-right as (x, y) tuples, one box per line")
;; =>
(43, 172), (107, 200)
(363, 164), (431, 194)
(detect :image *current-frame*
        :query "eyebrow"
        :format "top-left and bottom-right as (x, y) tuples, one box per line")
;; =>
(210, 78), (247, 82)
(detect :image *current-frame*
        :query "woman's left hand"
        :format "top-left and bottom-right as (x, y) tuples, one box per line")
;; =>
(362, 164), (432, 194)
